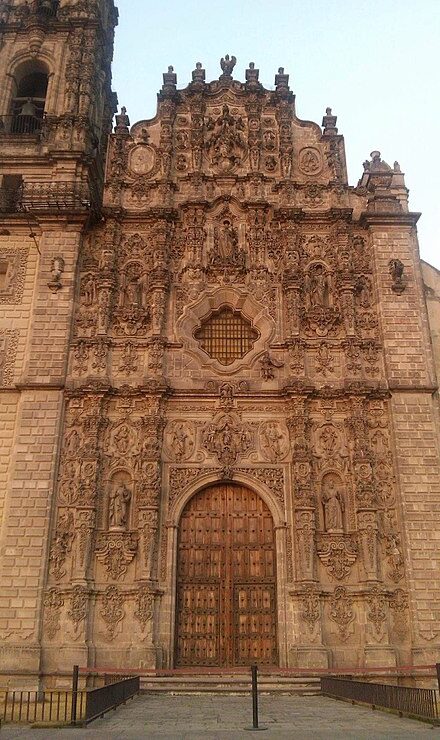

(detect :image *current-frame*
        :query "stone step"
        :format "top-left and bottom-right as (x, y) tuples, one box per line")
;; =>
(139, 674), (321, 695)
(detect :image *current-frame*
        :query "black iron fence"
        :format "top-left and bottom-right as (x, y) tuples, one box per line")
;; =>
(321, 676), (439, 723)
(85, 676), (140, 724)
(0, 688), (85, 724)
(0, 673), (139, 726)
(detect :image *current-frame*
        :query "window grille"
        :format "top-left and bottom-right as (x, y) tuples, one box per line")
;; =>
(194, 306), (259, 365)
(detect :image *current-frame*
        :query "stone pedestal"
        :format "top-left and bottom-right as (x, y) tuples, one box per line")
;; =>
(289, 646), (329, 669)
(364, 646), (396, 669)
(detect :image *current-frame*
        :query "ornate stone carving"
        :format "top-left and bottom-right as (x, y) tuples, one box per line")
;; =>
(295, 510), (315, 580)
(44, 589), (64, 640)
(0, 247), (28, 304)
(316, 535), (358, 580)
(315, 342), (335, 376)
(260, 421), (289, 461)
(75, 509), (95, 572)
(139, 509), (158, 578)
(389, 258), (405, 294)
(385, 533), (405, 583)
(358, 510), (378, 580)
(109, 482), (132, 530)
(202, 412), (253, 476)
(100, 585), (125, 639)
(95, 531), (138, 580)
(134, 586), (155, 635)
(168, 467), (220, 507)
(237, 467), (285, 503)
(389, 589), (409, 639)
(0, 329), (19, 386)
(259, 351), (284, 380)
(166, 420), (195, 461)
(49, 509), (75, 581)
(206, 104), (246, 172)
(299, 148), (322, 176)
(68, 586), (88, 638)
(366, 586), (387, 638)
(118, 342), (139, 374)
(321, 475), (345, 532)
(329, 586), (355, 641)
(48, 256), (65, 293)
(300, 586), (321, 635)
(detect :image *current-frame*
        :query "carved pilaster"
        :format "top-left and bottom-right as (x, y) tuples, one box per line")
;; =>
(358, 510), (379, 581)
(295, 509), (316, 582)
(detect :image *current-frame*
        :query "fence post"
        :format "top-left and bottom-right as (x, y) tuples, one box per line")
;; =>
(251, 664), (259, 729)
(71, 664), (79, 726)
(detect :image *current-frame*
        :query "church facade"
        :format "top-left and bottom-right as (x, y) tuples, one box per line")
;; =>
(0, 0), (440, 682)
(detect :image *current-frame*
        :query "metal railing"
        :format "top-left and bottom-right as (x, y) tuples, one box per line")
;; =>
(0, 688), (85, 724)
(84, 676), (140, 724)
(321, 676), (439, 723)
(0, 180), (93, 214)
(0, 114), (43, 135)
(1, 669), (139, 726)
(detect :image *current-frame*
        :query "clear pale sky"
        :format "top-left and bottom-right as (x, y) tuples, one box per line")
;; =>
(112, 0), (439, 269)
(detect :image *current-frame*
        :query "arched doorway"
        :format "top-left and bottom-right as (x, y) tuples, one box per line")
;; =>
(175, 482), (278, 667)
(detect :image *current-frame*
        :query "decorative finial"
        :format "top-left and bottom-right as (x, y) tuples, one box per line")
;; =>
(275, 67), (290, 93)
(114, 106), (130, 133)
(220, 54), (237, 79)
(322, 107), (338, 136)
(192, 62), (205, 83)
(162, 65), (177, 91)
(245, 61), (260, 87)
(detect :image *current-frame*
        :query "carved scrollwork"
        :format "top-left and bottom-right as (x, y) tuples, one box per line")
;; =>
(316, 534), (358, 580)
(95, 531), (138, 580)
(100, 585), (125, 640)
(329, 586), (355, 641)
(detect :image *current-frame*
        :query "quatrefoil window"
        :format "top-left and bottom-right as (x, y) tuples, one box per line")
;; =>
(194, 306), (259, 365)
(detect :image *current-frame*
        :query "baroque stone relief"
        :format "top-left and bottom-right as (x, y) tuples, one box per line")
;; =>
(0, 247), (28, 304)
(165, 420), (195, 461)
(0, 329), (19, 386)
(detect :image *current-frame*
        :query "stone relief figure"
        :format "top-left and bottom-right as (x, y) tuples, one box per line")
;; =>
(210, 214), (245, 271)
(109, 483), (131, 530)
(308, 264), (330, 308)
(167, 420), (195, 461)
(113, 424), (131, 455)
(260, 421), (288, 461)
(217, 218), (238, 259)
(322, 476), (345, 532)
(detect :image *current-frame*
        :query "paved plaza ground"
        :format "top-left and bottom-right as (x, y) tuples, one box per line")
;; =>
(1, 694), (439, 739)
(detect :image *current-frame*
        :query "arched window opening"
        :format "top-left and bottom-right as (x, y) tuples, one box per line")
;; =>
(10, 64), (49, 134)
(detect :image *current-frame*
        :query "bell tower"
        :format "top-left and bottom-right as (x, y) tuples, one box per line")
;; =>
(0, 0), (118, 677)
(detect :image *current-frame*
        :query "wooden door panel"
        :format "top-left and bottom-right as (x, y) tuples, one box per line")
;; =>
(175, 584), (220, 666)
(175, 484), (278, 667)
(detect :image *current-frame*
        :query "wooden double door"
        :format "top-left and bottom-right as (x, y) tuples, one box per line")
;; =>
(175, 483), (278, 667)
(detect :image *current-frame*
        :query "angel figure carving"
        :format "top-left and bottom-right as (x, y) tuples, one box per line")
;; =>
(220, 54), (237, 77)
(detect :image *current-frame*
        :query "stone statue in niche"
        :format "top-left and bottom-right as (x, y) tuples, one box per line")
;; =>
(210, 215), (245, 271)
(308, 264), (330, 308)
(109, 483), (131, 530)
(322, 476), (345, 532)
(217, 218), (238, 260)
